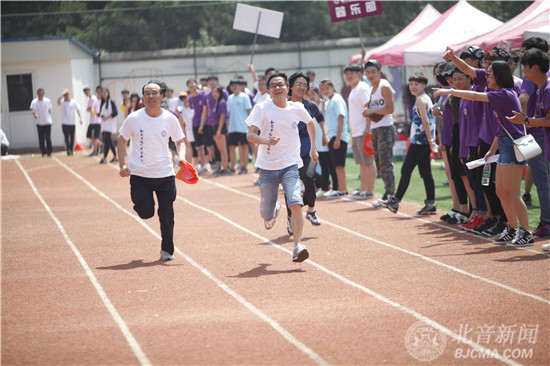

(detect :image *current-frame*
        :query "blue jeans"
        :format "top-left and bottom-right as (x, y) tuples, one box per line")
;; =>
(527, 136), (550, 223)
(258, 165), (302, 221)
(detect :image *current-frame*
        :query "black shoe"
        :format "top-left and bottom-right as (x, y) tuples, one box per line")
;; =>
(472, 217), (496, 235)
(386, 195), (399, 213)
(110, 157), (118, 163)
(522, 192), (532, 206)
(100, 158), (107, 164)
(416, 202), (436, 215)
(507, 227), (535, 247)
(483, 220), (505, 237)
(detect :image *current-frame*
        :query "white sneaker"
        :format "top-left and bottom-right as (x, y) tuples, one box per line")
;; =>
(326, 190), (348, 199)
(292, 243), (309, 262)
(160, 250), (174, 261)
(542, 244), (550, 251)
(264, 202), (281, 230)
(316, 190), (327, 198)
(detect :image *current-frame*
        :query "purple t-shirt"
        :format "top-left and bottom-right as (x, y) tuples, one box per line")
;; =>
(458, 98), (478, 158)
(206, 97), (227, 127)
(188, 90), (207, 127)
(519, 77), (544, 138)
(441, 95), (454, 146)
(487, 88), (524, 137)
(535, 80), (550, 160)
(474, 68), (497, 144)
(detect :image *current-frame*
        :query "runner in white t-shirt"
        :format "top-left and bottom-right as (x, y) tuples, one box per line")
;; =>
(344, 63), (376, 200)
(246, 73), (318, 263)
(117, 80), (186, 262)
(30, 88), (53, 157)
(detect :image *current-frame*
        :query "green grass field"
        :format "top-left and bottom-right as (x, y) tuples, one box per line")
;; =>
(344, 156), (542, 231)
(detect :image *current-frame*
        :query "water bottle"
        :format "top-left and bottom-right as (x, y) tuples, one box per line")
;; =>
(481, 163), (491, 186)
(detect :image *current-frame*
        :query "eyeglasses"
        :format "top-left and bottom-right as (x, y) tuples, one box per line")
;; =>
(269, 83), (287, 89)
(293, 82), (308, 88)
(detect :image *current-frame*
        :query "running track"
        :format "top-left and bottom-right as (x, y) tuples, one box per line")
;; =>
(2, 152), (549, 365)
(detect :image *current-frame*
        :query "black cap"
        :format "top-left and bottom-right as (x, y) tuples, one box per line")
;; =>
(467, 46), (485, 61)
(492, 47), (510, 62)
(364, 59), (381, 70)
(436, 62), (455, 86)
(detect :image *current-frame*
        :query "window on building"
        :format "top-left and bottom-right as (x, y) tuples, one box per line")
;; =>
(6, 74), (33, 112)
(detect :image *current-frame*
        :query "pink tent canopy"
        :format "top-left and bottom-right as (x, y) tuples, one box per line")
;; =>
(349, 4), (441, 65)
(362, 0), (500, 66)
(448, 0), (550, 52)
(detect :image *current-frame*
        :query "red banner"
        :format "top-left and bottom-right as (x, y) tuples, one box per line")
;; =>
(328, 0), (383, 23)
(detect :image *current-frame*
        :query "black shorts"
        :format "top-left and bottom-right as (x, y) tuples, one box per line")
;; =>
(328, 136), (347, 167)
(86, 124), (101, 139)
(201, 125), (215, 148)
(214, 123), (228, 135)
(227, 132), (248, 146)
(193, 126), (207, 148)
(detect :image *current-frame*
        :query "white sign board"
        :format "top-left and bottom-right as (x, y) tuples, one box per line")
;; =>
(232, 3), (284, 39)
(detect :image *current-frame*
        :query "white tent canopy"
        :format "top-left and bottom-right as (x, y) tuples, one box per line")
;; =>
(524, 26), (550, 41)
(403, 0), (502, 66)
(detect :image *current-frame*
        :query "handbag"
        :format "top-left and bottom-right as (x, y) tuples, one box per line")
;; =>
(496, 119), (541, 162)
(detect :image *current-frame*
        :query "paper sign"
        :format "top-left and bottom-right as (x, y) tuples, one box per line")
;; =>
(233, 3), (284, 39)
(328, 0), (383, 23)
(466, 155), (499, 170)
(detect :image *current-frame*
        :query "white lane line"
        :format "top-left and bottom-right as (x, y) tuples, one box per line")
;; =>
(202, 178), (550, 305)
(15, 160), (152, 366)
(53, 158), (329, 366)
(177, 189), (521, 366)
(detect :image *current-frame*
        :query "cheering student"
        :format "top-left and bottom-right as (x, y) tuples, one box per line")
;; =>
(506, 49), (550, 249)
(117, 80), (186, 261)
(435, 61), (533, 246)
(246, 72), (318, 263)
(385, 73), (437, 216)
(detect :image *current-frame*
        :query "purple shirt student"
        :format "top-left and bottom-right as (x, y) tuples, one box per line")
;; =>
(206, 98), (227, 127)
(474, 68), (498, 144)
(441, 95), (454, 147)
(487, 88), (524, 137)
(520, 77), (545, 138)
(535, 80), (550, 160)
(189, 90), (207, 127)
(459, 98), (477, 158)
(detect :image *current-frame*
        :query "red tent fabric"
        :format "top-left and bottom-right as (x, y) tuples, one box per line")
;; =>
(448, 0), (550, 52)
(349, 4), (441, 65)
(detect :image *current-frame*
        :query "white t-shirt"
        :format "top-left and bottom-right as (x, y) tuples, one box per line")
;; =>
(119, 108), (185, 178)
(253, 91), (270, 104)
(246, 100), (311, 170)
(347, 81), (371, 137)
(99, 99), (117, 133)
(167, 97), (180, 113)
(88, 95), (100, 124)
(60, 99), (80, 126)
(369, 79), (393, 129)
(30, 97), (53, 126)
(178, 103), (195, 143)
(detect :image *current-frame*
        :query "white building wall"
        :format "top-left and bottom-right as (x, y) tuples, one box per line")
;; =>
(1, 39), (95, 150)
